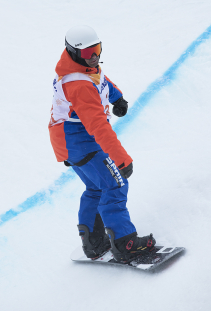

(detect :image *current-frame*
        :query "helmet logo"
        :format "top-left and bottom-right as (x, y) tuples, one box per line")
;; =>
(75, 43), (82, 47)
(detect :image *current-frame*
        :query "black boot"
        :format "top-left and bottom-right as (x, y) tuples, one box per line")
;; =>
(78, 214), (111, 259)
(106, 228), (156, 263)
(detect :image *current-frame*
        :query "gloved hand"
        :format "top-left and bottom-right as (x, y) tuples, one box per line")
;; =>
(118, 162), (133, 179)
(112, 97), (128, 117)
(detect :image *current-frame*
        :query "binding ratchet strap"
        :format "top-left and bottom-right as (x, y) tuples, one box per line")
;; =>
(64, 151), (99, 167)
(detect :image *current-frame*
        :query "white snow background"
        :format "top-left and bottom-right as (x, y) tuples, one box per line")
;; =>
(1, 0), (211, 310)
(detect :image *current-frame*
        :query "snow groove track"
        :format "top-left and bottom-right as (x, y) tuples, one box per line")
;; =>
(0, 25), (211, 227)
(113, 25), (211, 134)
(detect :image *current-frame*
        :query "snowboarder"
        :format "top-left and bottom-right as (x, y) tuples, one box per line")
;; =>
(49, 25), (156, 263)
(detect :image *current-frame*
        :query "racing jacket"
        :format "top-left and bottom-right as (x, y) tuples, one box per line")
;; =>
(49, 49), (132, 169)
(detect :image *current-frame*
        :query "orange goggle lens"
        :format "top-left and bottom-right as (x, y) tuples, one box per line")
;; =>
(80, 43), (102, 59)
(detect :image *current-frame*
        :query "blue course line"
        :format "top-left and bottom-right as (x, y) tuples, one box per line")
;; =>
(0, 25), (211, 226)
(0, 169), (76, 226)
(113, 25), (211, 134)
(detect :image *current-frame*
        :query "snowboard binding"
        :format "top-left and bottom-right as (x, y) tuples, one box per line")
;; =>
(78, 224), (111, 260)
(106, 228), (156, 263)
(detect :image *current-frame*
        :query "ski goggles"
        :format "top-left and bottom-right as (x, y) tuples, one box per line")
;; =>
(78, 42), (102, 59)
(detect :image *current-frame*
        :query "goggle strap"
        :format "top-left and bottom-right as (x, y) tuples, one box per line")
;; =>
(65, 41), (101, 59)
(65, 39), (77, 54)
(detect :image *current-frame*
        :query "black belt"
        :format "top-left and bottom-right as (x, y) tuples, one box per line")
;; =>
(64, 151), (99, 167)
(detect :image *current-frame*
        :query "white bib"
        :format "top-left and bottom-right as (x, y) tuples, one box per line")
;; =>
(50, 71), (111, 126)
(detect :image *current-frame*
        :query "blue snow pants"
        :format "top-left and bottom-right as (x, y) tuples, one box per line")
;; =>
(69, 150), (136, 240)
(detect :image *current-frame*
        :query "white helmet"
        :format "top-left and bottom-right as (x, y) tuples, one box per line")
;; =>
(65, 25), (100, 49)
(65, 25), (102, 64)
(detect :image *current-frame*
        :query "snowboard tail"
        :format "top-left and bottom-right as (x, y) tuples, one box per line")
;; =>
(71, 245), (185, 271)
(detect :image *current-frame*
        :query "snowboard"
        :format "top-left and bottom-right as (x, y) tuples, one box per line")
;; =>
(71, 245), (185, 271)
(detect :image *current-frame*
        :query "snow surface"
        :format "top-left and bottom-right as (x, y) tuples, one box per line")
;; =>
(1, 0), (211, 310)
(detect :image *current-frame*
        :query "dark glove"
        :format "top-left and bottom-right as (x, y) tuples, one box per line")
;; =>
(112, 97), (128, 117)
(119, 162), (133, 179)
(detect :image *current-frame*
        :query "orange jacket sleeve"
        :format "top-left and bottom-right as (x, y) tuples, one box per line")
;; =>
(63, 81), (132, 168)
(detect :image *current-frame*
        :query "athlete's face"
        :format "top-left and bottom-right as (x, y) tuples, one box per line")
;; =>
(85, 53), (100, 67)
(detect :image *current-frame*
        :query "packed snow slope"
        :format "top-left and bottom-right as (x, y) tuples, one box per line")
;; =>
(1, 1), (211, 311)
(1, 0), (211, 213)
